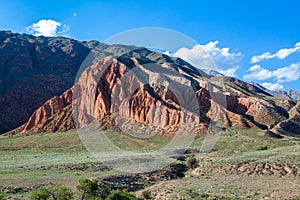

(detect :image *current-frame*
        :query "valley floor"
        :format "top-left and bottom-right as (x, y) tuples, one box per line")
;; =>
(0, 128), (299, 199)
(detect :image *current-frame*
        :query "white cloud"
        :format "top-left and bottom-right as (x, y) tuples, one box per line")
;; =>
(250, 52), (273, 63)
(261, 82), (284, 91)
(174, 41), (243, 77)
(272, 63), (300, 82)
(249, 64), (261, 71)
(26, 19), (70, 37)
(174, 45), (214, 69)
(251, 42), (300, 63)
(243, 65), (272, 80)
(218, 66), (240, 77)
(243, 63), (300, 83)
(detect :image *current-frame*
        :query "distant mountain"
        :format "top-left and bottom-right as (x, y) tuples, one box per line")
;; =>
(1, 31), (299, 137)
(249, 82), (300, 100)
(269, 90), (300, 100)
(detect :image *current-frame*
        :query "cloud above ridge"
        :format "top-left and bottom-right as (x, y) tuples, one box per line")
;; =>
(26, 19), (70, 37)
(174, 41), (243, 77)
(243, 63), (300, 83)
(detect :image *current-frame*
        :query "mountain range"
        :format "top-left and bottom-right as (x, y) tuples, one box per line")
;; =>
(1, 31), (299, 137)
(250, 82), (300, 100)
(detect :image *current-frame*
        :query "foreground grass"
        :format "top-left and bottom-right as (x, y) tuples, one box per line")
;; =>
(0, 131), (114, 191)
(0, 128), (299, 199)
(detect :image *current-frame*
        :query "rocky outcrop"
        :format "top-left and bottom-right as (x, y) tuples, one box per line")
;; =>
(272, 102), (300, 136)
(21, 89), (73, 133)
(200, 162), (300, 176)
(226, 96), (288, 129)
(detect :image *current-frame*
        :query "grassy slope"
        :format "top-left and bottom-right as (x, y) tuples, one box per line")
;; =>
(0, 130), (175, 199)
(0, 128), (299, 199)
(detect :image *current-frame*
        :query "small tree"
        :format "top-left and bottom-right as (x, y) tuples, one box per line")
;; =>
(186, 156), (199, 170)
(109, 189), (136, 200)
(77, 178), (99, 200)
(49, 184), (73, 200)
(77, 178), (110, 200)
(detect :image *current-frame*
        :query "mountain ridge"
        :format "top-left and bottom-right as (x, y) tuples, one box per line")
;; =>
(1, 31), (299, 137)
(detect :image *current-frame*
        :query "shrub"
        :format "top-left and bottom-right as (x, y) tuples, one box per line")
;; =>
(30, 185), (73, 200)
(109, 189), (136, 200)
(256, 145), (268, 151)
(0, 192), (5, 200)
(186, 156), (199, 170)
(30, 187), (51, 200)
(77, 178), (110, 200)
(77, 178), (99, 199)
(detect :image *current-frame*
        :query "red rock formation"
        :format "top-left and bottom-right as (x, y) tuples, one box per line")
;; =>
(2, 31), (296, 137)
(21, 89), (73, 133)
(19, 50), (292, 136)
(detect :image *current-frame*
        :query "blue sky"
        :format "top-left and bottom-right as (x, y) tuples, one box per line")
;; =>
(1, 0), (300, 91)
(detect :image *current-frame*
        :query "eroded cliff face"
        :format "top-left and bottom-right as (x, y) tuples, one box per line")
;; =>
(272, 102), (300, 136)
(21, 89), (73, 133)
(18, 47), (295, 137)
(226, 96), (288, 129)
